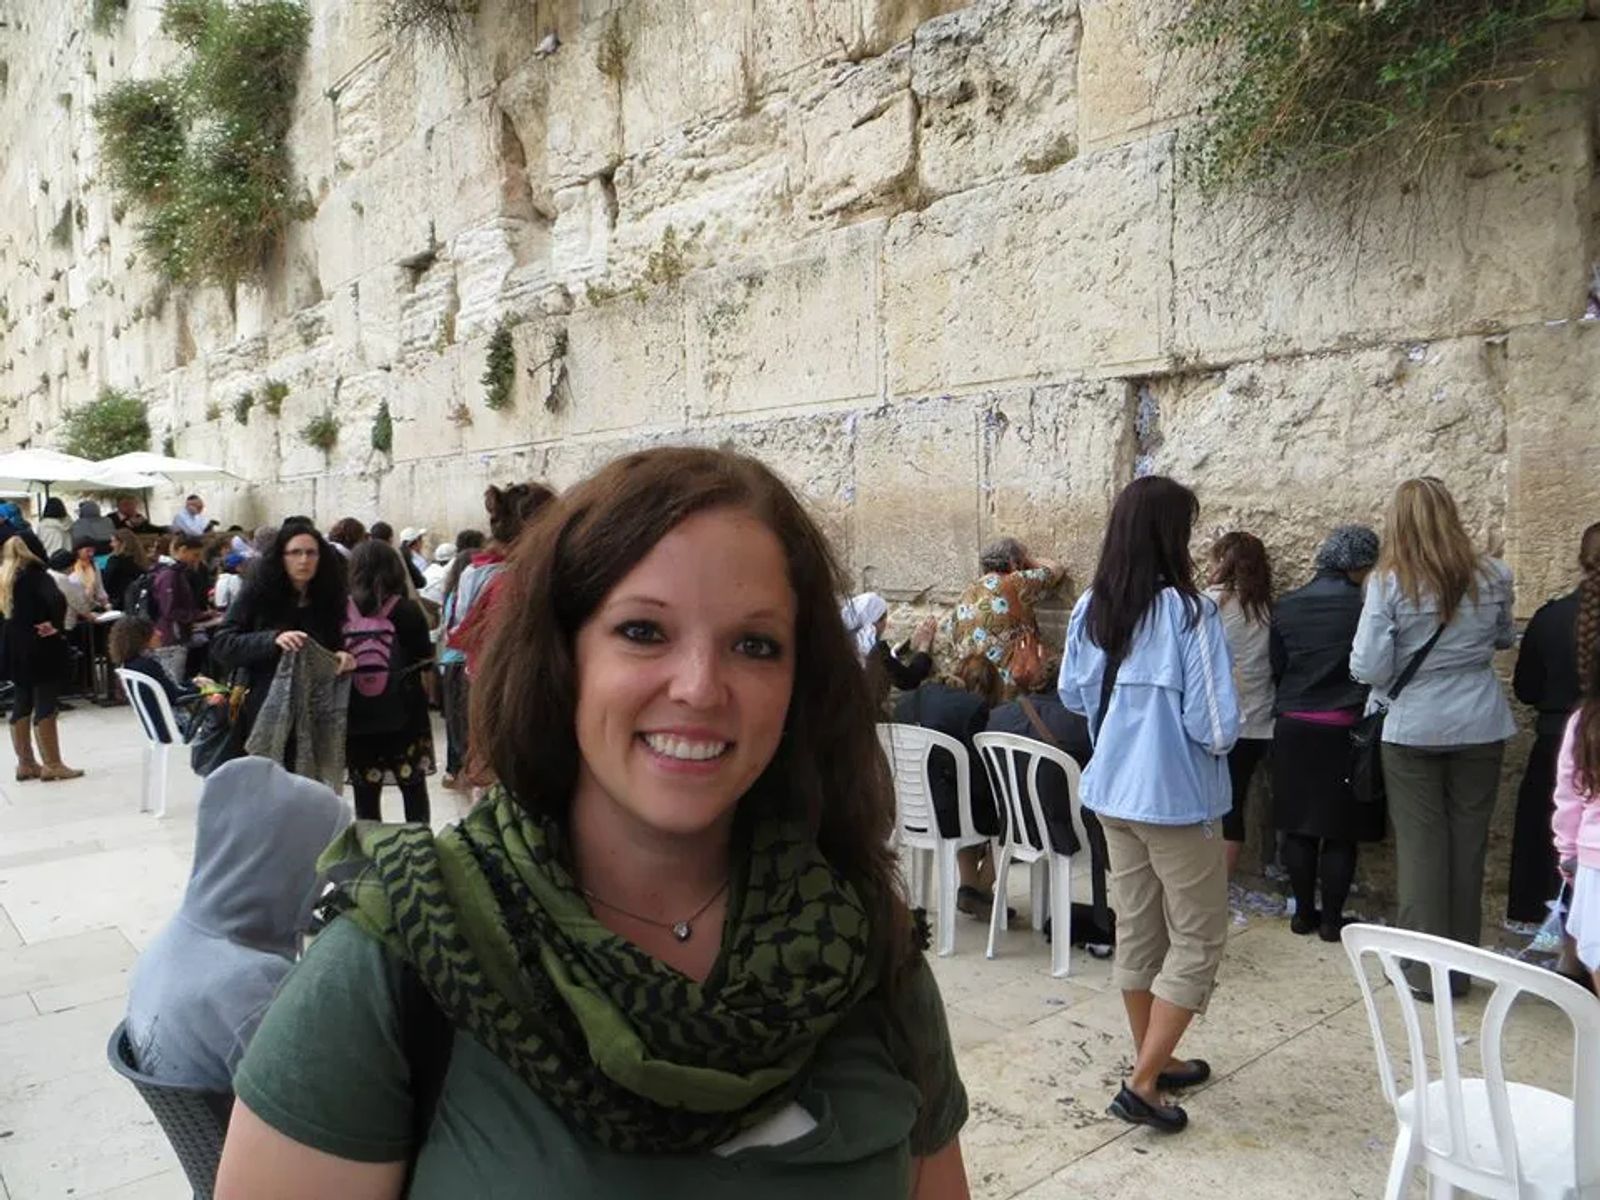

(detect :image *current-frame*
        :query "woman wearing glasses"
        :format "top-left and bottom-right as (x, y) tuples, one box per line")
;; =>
(211, 518), (356, 747)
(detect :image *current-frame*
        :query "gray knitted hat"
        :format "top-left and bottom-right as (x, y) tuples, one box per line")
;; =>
(1315, 524), (1380, 572)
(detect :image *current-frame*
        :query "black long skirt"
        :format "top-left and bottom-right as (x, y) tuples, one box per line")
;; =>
(1272, 715), (1385, 843)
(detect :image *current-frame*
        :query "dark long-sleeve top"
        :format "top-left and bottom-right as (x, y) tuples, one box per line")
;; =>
(210, 582), (345, 736)
(870, 640), (933, 692)
(1269, 569), (1370, 715)
(1513, 588), (1582, 736)
(123, 653), (197, 743)
(151, 563), (202, 646)
(101, 556), (144, 612)
(2, 563), (71, 687)
(892, 682), (994, 820)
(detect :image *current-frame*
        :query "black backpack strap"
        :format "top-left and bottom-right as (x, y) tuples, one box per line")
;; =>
(1091, 653), (1122, 743)
(398, 964), (454, 1182)
(1389, 623), (1445, 702)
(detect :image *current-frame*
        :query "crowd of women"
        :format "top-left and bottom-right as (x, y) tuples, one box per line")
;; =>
(3, 445), (1595, 1194)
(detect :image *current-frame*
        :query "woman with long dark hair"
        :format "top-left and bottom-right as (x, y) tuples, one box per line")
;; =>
(210, 519), (354, 744)
(342, 540), (435, 824)
(102, 528), (149, 612)
(217, 449), (970, 1197)
(1205, 532), (1274, 874)
(1351, 477), (1514, 999)
(1058, 476), (1239, 1134)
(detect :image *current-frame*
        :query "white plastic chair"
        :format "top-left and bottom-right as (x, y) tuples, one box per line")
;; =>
(1341, 923), (1600, 1199)
(116, 669), (179, 818)
(972, 731), (1086, 978)
(876, 723), (991, 957)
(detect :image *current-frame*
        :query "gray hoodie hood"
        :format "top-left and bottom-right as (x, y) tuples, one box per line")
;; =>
(124, 757), (349, 1089)
(181, 755), (349, 954)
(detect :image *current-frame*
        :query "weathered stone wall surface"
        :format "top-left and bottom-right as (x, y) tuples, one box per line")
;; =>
(2, 0), (1598, 622)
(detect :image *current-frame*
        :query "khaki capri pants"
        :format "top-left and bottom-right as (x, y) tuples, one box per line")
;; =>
(1100, 816), (1229, 1013)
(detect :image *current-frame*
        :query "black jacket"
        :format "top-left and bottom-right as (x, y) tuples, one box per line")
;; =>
(101, 556), (144, 612)
(209, 581), (345, 737)
(1514, 588), (1581, 736)
(2, 563), (71, 687)
(892, 682), (995, 825)
(1270, 569), (1369, 715)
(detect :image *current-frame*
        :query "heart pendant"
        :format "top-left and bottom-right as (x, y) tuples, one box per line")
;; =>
(671, 921), (692, 942)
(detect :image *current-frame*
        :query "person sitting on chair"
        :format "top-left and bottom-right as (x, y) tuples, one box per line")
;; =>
(110, 616), (201, 742)
(123, 757), (349, 1092)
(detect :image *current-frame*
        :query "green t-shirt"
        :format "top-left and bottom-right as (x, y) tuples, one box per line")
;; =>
(234, 919), (967, 1197)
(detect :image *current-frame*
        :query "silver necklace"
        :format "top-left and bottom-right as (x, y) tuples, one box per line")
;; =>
(581, 877), (730, 943)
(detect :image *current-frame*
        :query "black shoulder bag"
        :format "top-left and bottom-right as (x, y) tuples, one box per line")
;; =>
(1092, 653), (1122, 744)
(1348, 624), (1444, 807)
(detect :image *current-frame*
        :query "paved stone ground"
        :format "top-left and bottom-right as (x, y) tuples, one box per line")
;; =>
(0, 703), (1577, 1199)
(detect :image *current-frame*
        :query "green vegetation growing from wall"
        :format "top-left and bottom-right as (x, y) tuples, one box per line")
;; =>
(379, 0), (480, 50)
(481, 319), (515, 411)
(93, 0), (311, 286)
(301, 412), (339, 452)
(232, 390), (254, 425)
(260, 378), (289, 416)
(92, 0), (130, 33)
(1171, 0), (1580, 193)
(61, 387), (151, 460)
(371, 400), (393, 453)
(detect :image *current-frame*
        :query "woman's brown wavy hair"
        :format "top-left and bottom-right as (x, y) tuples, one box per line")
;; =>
(470, 447), (914, 979)
(1208, 531), (1273, 625)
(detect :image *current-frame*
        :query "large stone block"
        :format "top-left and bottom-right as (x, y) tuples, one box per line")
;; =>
(550, 179), (614, 283)
(980, 379), (1133, 586)
(614, 1), (750, 159)
(853, 394), (983, 598)
(1503, 321), (1600, 615)
(684, 222), (881, 418)
(390, 344), (466, 463)
(885, 136), (1174, 396)
(796, 48), (915, 219)
(912, 0), (1082, 199)
(1172, 47), (1597, 364)
(554, 290), (688, 437)
(1143, 337), (1510, 587)
(721, 409), (860, 563)
(544, 15), (623, 185)
(1075, 0), (1191, 151)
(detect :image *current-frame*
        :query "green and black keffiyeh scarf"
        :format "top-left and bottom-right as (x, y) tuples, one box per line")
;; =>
(318, 787), (876, 1154)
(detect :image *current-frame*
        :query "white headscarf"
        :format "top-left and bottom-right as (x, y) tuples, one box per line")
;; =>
(841, 592), (888, 662)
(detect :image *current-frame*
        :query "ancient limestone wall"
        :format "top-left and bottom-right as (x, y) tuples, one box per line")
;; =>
(2, 0), (1599, 621)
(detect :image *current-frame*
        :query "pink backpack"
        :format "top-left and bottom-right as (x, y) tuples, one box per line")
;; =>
(342, 596), (401, 699)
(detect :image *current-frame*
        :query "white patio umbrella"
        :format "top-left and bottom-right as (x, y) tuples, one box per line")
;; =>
(0, 449), (160, 494)
(91, 451), (236, 483)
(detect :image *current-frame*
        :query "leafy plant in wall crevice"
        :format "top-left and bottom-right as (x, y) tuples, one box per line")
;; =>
(1169, 0), (1583, 194)
(93, 0), (311, 287)
(301, 412), (339, 452)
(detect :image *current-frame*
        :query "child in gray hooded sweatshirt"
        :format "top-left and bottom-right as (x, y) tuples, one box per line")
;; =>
(124, 756), (349, 1092)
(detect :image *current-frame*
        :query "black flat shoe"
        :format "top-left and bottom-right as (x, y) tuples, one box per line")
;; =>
(1319, 915), (1349, 943)
(1156, 1059), (1211, 1091)
(1290, 909), (1320, 936)
(1107, 1085), (1188, 1133)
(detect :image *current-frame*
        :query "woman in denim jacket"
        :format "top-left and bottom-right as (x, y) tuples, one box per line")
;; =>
(1059, 476), (1240, 1134)
(1351, 477), (1515, 999)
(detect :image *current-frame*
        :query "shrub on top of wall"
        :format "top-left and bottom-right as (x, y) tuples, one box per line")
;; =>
(93, 0), (310, 287)
(61, 386), (151, 460)
(1171, 0), (1582, 193)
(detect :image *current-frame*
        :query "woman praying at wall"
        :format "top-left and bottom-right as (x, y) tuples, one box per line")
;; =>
(1058, 476), (1239, 1134)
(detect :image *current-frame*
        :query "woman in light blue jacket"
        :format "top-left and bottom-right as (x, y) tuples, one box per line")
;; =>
(1059, 476), (1240, 1135)
(1351, 477), (1515, 1000)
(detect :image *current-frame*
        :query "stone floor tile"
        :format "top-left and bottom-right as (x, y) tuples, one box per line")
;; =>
(0, 1066), (178, 1200)
(82, 1171), (189, 1199)
(30, 966), (133, 1015)
(0, 907), (19, 953)
(0, 846), (192, 945)
(0, 997), (129, 1100)
(0, 928), (137, 998)
(0, 992), (35, 1025)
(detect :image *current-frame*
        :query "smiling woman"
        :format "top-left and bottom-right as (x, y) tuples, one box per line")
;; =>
(215, 447), (972, 1200)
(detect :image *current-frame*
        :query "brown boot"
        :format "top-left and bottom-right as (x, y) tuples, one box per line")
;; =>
(10, 719), (39, 781)
(34, 717), (83, 781)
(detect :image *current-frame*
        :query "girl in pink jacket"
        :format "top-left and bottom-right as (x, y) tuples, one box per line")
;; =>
(1552, 636), (1600, 989)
